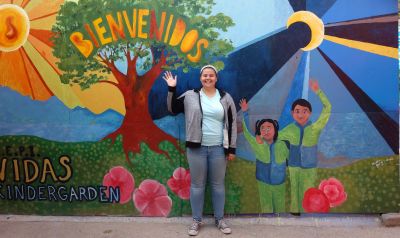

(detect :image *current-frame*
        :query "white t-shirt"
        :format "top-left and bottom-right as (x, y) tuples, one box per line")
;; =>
(200, 89), (224, 146)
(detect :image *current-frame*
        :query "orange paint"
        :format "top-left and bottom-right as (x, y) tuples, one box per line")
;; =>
(180, 29), (198, 53)
(137, 9), (149, 39)
(84, 24), (100, 48)
(70, 8), (209, 63)
(69, 32), (94, 58)
(19, 46), (53, 100)
(169, 18), (185, 46)
(0, 50), (31, 96)
(187, 38), (209, 63)
(93, 17), (112, 45)
(106, 12), (126, 41)
(149, 10), (166, 41)
(29, 29), (55, 47)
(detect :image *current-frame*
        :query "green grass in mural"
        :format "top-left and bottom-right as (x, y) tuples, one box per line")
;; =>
(226, 155), (400, 213)
(318, 156), (400, 213)
(0, 136), (399, 216)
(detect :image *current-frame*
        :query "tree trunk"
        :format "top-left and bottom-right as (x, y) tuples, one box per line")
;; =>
(104, 77), (182, 161)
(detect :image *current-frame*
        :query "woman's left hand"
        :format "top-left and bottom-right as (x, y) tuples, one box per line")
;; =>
(227, 153), (235, 161)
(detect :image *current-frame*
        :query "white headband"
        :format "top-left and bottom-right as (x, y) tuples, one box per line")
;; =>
(200, 65), (218, 75)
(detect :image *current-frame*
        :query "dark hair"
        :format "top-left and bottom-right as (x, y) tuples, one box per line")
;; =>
(255, 119), (279, 142)
(291, 99), (312, 112)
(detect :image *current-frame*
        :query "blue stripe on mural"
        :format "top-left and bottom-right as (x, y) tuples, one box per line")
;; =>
(309, 50), (394, 162)
(321, 0), (397, 24)
(236, 50), (303, 161)
(288, 0), (306, 11)
(278, 51), (309, 129)
(318, 48), (398, 154)
(318, 40), (398, 118)
(306, 0), (337, 18)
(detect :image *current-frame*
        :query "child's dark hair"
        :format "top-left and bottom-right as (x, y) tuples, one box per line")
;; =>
(255, 119), (279, 142)
(291, 99), (312, 112)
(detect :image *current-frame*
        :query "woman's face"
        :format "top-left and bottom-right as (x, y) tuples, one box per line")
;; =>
(200, 68), (217, 89)
(259, 121), (275, 142)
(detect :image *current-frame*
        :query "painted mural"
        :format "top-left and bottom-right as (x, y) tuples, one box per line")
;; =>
(0, 0), (398, 216)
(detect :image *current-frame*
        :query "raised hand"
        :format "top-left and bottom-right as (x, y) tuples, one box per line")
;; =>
(309, 79), (319, 92)
(162, 71), (177, 87)
(239, 98), (248, 112)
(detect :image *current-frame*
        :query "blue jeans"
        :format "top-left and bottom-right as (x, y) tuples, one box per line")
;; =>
(187, 145), (227, 222)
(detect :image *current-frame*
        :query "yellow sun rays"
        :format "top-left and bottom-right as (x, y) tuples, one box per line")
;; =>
(0, 0), (124, 114)
(287, 11), (397, 59)
(324, 35), (398, 59)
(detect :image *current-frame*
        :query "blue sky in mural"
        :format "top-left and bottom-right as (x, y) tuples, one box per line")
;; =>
(212, 0), (293, 47)
(278, 52), (310, 129)
(308, 50), (394, 160)
(0, 88), (123, 142)
(321, 0), (397, 24)
(318, 40), (398, 117)
(306, 0), (337, 18)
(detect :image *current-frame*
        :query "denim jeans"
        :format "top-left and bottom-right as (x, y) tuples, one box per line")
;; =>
(187, 145), (227, 222)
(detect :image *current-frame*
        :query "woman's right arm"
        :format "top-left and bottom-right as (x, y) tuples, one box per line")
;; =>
(164, 71), (184, 114)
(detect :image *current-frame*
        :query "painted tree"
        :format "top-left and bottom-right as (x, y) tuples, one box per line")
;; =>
(52, 0), (234, 160)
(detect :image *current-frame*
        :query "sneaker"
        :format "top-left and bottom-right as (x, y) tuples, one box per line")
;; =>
(188, 220), (201, 236)
(216, 219), (232, 234)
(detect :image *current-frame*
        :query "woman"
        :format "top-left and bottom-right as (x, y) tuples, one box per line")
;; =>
(164, 65), (237, 236)
(239, 98), (288, 213)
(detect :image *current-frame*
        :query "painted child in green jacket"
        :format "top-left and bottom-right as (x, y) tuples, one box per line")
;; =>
(240, 99), (289, 213)
(279, 80), (331, 213)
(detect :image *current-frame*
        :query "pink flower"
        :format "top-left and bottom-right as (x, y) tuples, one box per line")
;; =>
(302, 188), (330, 213)
(133, 179), (172, 217)
(103, 166), (135, 204)
(318, 177), (347, 207)
(167, 167), (191, 200)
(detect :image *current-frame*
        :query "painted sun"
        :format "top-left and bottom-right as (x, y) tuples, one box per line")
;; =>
(0, 0), (126, 114)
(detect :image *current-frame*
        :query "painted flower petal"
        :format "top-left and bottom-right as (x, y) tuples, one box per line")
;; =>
(142, 196), (172, 217)
(133, 189), (150, 212)
(167, 177), (181, 193)
(167, 167), (191, 200)
(302, 188), (330, 213)
(319, 177), (347, 207)
(133, 179), (172, 217)
(102, 166), (135, 204)
(172, 167), (187, 180)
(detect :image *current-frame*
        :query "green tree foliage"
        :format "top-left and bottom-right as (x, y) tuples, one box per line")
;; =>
(52, 0), (234, 90)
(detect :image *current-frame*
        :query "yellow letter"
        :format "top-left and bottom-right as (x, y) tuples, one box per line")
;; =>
(106, 12), (126, 41)
(164, 14), (174, 43)
(24, 159), (39, 183)
(123, 9), (137, 38)
(84, 24), (100, 48)
(187, 39), (209, 63)
(180, 30), (198, 53)
(70, 32), (93, 58)
(13, 159), (20, 182)
(169, 18), (186, 46)
(0, 158), (6, 182)
(138, 9), (149, 39)
(40, 158), (58, 183)
(93, 17), (112, 45)
(58, 156), (72, 182)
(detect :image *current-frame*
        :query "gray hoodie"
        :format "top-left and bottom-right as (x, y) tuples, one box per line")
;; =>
(167, 86), (237, 155)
